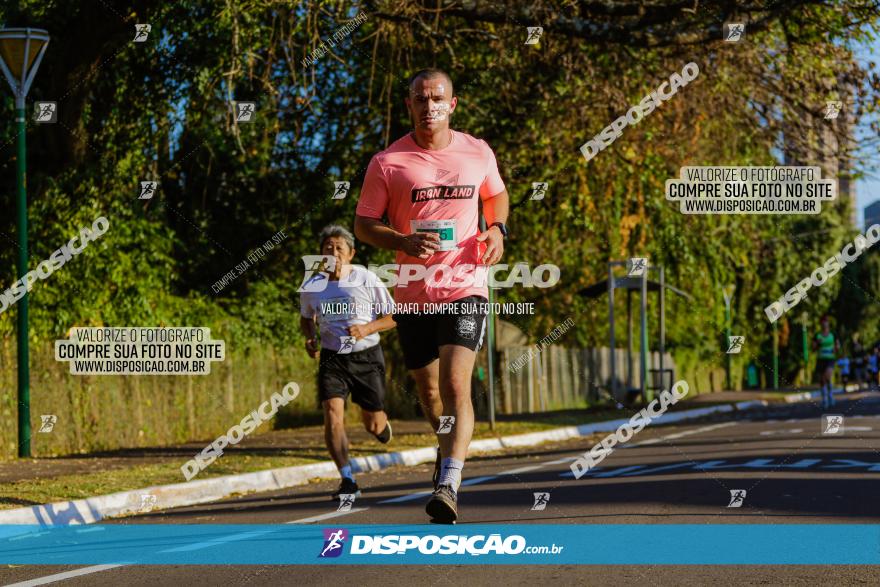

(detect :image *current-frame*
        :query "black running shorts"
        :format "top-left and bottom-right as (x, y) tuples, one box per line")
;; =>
(318, 344), (387, 411)
(393, 295), (488, 370)
(816, 358), (836, 372)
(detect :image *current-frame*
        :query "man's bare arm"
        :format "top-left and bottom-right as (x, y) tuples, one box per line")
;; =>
(299, 315), (319, 358)
(355, 214), (441, 259)
(348, 314), (396, 340)
(476, 189), (510, 265)
(354, 215), (404, 250)
(482, 188), (510, 226)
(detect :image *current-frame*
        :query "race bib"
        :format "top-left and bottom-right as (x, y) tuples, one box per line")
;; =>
(319, 296), (355, 323)
(410, 219), (457, 252)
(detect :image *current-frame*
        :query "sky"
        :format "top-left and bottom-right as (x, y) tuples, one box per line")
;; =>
(855, 37), (879, 227)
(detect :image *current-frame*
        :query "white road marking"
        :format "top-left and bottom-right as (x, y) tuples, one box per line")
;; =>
(630, 421), (737, 446)
(3, 564), (127, 587)
(760, 428), (804, 436)
(499, 464), (544, 475)
(378, 491), (432, 504)
(286, 507), (369, 524)
(378, 475), (498, 504)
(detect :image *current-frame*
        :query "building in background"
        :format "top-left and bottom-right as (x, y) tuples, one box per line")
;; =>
(865, 200), (880, 230)
(784, 77), (858, 228)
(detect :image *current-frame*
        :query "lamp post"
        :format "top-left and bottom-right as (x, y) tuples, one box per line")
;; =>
(0, 28), (50, 457)
(721, 285), (734, 390)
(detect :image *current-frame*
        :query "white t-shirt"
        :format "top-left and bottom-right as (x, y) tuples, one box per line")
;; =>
(300, 266), (394, 353)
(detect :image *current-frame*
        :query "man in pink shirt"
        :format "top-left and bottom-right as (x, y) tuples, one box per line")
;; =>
(355, 68), (509, 523)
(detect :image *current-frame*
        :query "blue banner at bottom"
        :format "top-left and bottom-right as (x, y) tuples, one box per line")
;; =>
(0, 524), (878, 565)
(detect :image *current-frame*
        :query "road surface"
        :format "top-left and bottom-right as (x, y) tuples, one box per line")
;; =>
(4, 392), (880, 585)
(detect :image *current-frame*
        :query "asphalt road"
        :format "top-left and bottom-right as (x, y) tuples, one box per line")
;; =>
(4, 392), (880, 585)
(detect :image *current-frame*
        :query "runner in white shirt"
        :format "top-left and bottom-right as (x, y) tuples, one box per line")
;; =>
(300, 225), (396, 500)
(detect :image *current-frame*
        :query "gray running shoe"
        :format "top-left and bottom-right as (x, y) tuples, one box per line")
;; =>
(426, 484), (458, 524)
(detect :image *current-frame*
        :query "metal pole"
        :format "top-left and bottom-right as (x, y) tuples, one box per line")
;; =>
(15, 96), (30, 457)
(659, 265), (666, 391)
(640, 268), (648, 403)
(722, 286), (733, 391)
(772, 321), (779, 391)
(626, 290), (632, 390)
(480, 216), (495, 430)
(608, 264), (616, 402)
(725, 300), (731, 390)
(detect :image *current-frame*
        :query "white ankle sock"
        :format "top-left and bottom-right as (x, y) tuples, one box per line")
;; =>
(438, 458), (463, 491)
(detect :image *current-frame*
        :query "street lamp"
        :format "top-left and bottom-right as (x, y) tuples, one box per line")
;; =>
(0, 27), (50, 457)
(721, 284), (735, 390)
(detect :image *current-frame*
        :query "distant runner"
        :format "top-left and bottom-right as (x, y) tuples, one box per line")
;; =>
(354, 67), (510, 523)
(813, 316), (839, 408)
(300, 225), (396, 500)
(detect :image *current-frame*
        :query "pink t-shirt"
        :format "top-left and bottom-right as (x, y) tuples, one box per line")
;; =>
(357, 130), (506, 304)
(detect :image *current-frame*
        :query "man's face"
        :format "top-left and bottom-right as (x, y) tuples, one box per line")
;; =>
(406, 76), (457, 132)
(321, 236), (355, 273)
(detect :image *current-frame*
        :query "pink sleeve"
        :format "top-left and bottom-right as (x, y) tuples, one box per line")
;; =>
(356, 155), (389, 219)
(479, 141), (505, 199)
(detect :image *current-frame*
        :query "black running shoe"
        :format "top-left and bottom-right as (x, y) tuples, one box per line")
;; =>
(432, 447), (441, 489)
(425, 484), (458, 524)
(375, 421), (392, 444)
(331, 478), (361, 500)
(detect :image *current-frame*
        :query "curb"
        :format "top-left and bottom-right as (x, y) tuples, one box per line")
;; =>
(0, 396), (784, 526)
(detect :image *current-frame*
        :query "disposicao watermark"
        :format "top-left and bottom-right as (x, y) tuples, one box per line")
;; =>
(580, 62), (700, 163)
(0, 215), (109, 315)
(212, 229), (287, 294)
(302, 11), (368, 67)
(765, 224), (880, 323)
(297, 258), (560, 292)
(666, 166), (836, 214)
(509, 317), (575, 373)
(181, 383), (301, 480)
(570, 379), (690, 479)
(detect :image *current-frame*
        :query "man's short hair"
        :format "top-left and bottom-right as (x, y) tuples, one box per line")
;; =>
(408, 68), (453, 95)
(319, 224), (355, 250)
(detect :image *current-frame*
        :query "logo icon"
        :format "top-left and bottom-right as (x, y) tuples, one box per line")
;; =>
(727, 489), (747, 508)
(437, 415), (456, 434)
(531, 492), (550, 511)
(425, 103), (451, 123)
(319, 528), (348, 558)
(139, 181), (158, 200)
(138, 494), (158, 512)
(627, 258), (648, 277)
(530, 182), (548, 201)
(457, 315), (477, 339)
(34, 102), (57, 123)
(234, 101), (256, 122)
(133, 24), (151, 42)
(726, 336), (744, 354)
(822, 414), (844, 435)
(338, 336), (356, 355)
(337, 494), (356, 512)
(724, 23), (745, 42)
(332, 181), (350, 200)
(38, 415), (57, 433)
(824, 101), (842, 120)
(298, 255), (336, 293)
(525, 27), (543, 45)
